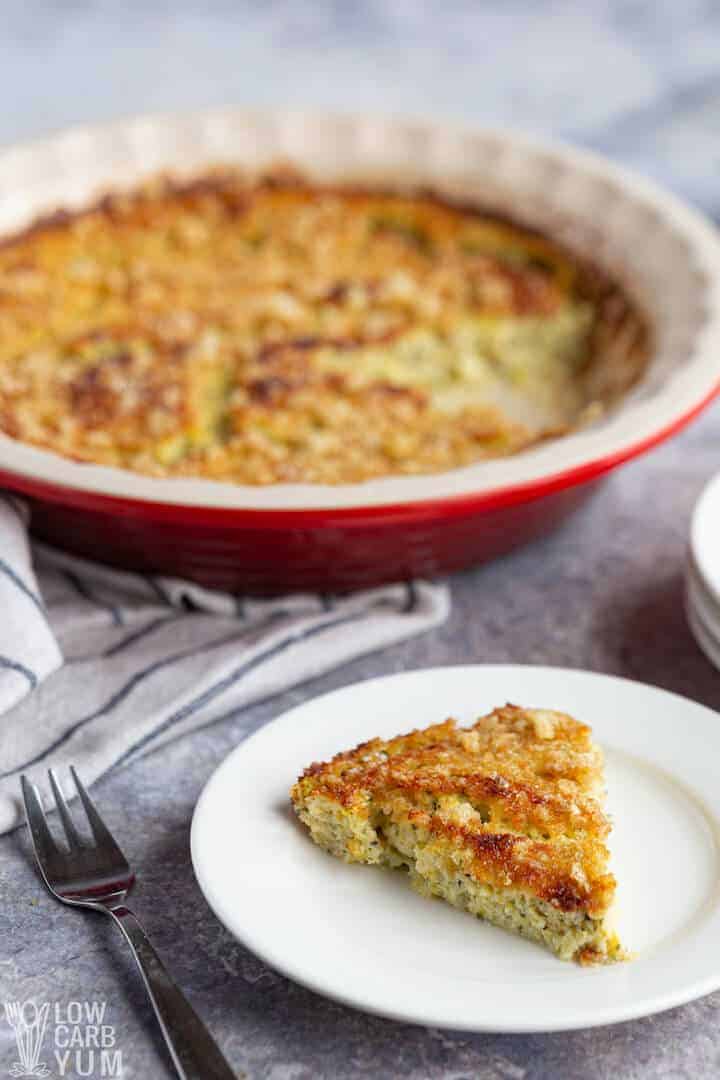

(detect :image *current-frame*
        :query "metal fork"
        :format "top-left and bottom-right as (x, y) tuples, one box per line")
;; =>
(21, 768), (236, 1080)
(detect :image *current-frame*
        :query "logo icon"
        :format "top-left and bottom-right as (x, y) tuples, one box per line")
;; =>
(3, 1002), (51, 1078)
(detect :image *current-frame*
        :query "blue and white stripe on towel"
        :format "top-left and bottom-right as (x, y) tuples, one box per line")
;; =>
(0, 511), (449, 833)
(0, 498), (61, 714)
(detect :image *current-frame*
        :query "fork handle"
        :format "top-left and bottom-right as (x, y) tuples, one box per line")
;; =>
(107, 905), (236, 1079)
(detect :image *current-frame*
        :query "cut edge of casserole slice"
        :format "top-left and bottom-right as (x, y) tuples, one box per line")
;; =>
(290, 704), (626, 965)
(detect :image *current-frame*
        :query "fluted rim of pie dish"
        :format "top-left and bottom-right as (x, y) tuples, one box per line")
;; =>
(0, 107), (718, 512)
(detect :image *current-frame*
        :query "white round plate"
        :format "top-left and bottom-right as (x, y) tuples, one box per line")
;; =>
(691, 472), (720, 610)
(686, 574), (720, 673)
(191, 666), (720, 1032)
(687, 554), (720, 634)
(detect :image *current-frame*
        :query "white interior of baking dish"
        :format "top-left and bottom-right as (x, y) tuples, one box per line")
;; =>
(0, 108), (718, 510)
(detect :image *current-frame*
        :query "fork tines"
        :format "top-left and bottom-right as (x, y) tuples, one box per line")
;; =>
(21, 768), (128, 868)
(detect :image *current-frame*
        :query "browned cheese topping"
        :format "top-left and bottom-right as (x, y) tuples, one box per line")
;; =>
(0, 169), (647, 484)
(293, 705), (616, 919)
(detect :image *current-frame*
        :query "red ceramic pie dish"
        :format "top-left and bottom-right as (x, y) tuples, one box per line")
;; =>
(1, 111), (719, 593)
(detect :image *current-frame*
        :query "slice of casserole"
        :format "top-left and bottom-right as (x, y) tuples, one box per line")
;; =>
(291, 704), (625, 964)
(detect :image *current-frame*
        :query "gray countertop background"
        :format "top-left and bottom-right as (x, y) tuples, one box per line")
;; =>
(2, 2), (720, 1077)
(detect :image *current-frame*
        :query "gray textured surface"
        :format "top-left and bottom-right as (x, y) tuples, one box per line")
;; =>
(2, 3), (720, 1077)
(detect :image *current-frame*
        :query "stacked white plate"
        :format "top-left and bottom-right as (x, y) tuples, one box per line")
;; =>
(687, 472), (720, 670)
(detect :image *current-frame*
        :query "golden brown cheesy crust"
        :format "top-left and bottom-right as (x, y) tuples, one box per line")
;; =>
(291, 704), (624, 963)
(0, 169), (647, 483)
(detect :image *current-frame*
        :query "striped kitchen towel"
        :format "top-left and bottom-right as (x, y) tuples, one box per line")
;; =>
(0, 496), (449, 832)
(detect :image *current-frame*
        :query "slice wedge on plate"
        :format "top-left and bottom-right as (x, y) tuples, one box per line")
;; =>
(291, 703), (624, 964)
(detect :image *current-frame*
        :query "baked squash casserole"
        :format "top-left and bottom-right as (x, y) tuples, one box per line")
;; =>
(0, 169), (647, 485)
(291, 704), (625, 964)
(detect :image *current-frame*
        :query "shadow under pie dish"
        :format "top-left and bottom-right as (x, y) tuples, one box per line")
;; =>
(0, 111), (717, 593)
